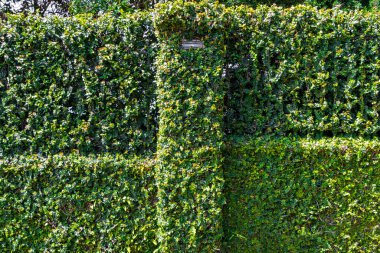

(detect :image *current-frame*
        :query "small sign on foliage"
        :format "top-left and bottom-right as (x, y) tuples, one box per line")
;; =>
(181, 39), (204, 49)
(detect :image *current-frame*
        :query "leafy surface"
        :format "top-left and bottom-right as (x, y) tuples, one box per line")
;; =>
(0, 154), (157, 252)
(224, 137), (380, 252)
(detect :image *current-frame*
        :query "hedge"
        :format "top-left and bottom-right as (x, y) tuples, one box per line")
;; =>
(0, 154), (157, 252)
(4, 3), (380, 148)
(69, 0), (380, 14)
(223, 137), (380, 252)
(0, 12), (157, 156)
(1, 1), (380, 252)
(222, 0), (378, 9)
(154, 2), (227, 251)
(224, 5), (380, 137)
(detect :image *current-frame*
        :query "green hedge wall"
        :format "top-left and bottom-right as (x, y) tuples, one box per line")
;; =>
(69, 0), (380, 13)
(154, 2), (226, 251)
(224, 5), (380, 137)
(223, 137), (380, 252)
(1, 2), (380, 252)
(221, 0), (377, 9)
(0, 154), (157, 252)
(0, 12), (157, 156)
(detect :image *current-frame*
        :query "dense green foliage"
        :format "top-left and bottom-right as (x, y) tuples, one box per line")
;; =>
(0, 155), (157, 252)
(223, 137), (380, 252)
(67, 0), (380, 15)
(1, 1), (380, 252)
(225, 5), (380, 137)
(154, 2), (226, 251)
(69, 0), (154, 15)
(0, 12), (157, 156)
(222, 0), (378, 9)
(2, 0), (379, 18)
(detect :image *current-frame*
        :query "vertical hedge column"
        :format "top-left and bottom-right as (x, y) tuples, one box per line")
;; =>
(154, 2), (227, 251)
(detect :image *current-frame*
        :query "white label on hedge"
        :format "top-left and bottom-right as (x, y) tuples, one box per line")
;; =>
(182, 40), (204, 49)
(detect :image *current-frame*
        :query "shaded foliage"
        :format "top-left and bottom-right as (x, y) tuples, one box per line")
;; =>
(224, 137), (380, 252)
(0, 0), (70, 16)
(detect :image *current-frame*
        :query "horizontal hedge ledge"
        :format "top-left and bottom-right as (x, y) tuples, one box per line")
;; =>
(0, 154), (157, 252)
